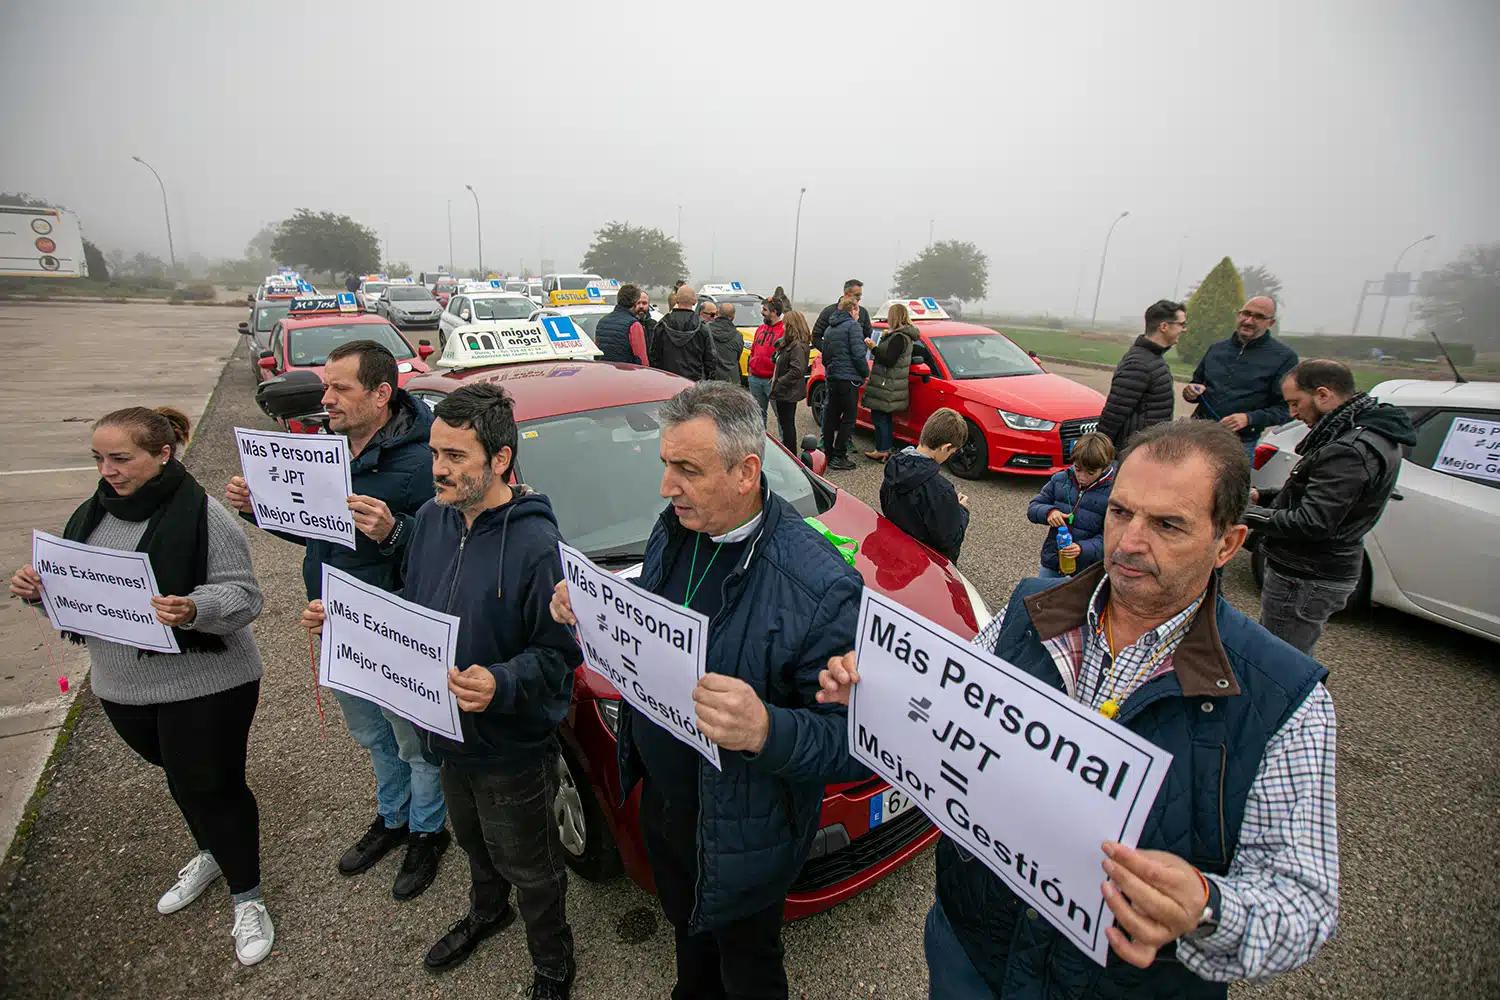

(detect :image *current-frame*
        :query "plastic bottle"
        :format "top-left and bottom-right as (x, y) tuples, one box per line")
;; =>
(1056, 524), (1076, 576)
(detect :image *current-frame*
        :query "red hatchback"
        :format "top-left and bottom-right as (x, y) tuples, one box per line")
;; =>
(808, 300), (1105, 478)
(404, 357), (990, 918)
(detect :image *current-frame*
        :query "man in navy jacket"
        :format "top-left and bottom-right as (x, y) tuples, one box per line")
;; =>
(1184, 296), (1298, 458)
(551, 381), (867, 1000)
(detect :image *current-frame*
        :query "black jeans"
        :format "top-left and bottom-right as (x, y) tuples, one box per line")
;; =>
(640, 781), (788, 1000)
(821, 379), (860, 458)
(774, 400), (799, 454)
(441, 740), (574, 981)
(100, 680), (261, 893)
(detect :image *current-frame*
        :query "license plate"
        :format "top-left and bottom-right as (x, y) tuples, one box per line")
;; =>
(869, 786), (916, 828)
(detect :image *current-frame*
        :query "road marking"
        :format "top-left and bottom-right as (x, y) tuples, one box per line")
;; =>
(0, 695), (72, 720)
(0, 466), (96, 476)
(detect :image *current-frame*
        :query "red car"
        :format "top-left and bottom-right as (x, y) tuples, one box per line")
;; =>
(808, 299), (1105, 478)
(259, 300), (435, 432)
(404, 348), (990, 919)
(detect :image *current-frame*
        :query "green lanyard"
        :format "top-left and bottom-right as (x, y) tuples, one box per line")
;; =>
(683, 534), (723, 607)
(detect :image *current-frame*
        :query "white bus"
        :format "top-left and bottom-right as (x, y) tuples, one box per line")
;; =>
(0, 205), (87, 278)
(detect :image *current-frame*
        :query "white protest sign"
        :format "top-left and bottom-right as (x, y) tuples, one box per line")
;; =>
(558, 542), (720, 770)
(31, 530), (179, 653)
(849, 591), (1171, 967)
(1433, 415), (1500, 484)
(234, 427), (356, 549)
(318, 565), (463, 741)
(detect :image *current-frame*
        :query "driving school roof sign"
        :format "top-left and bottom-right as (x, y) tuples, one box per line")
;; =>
(437, 319), (601, 369)
(873, 297), (950, 321)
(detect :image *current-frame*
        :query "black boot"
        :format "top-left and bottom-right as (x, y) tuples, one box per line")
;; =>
(526, 963), (576, 999)
(424, 907), (517, 971)
(393, 829), (451, 901)
(338, 816), (408, 876)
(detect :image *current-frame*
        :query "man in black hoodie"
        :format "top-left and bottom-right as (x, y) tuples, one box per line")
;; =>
(880, 408), (971, 562)
(1245, 360), (1417, 654)
(306, 384), (581, 995)
(706, 301), (746, 383)
(1098, 299), (1183, 450)
(649, 284), (713, 381)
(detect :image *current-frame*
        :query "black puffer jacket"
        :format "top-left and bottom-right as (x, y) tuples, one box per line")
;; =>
(706, 316), (744, 382)
(1245, 397), (1417, 580)
(1190, 332), (1299, 441)
(649, 308), (712, 382)
(1097, 335), (1175, 449)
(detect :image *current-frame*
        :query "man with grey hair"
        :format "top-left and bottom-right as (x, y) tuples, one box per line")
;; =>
(649, 283), (714, 381)
(550, 381), (866, 999)
(706, 300), (745, 383)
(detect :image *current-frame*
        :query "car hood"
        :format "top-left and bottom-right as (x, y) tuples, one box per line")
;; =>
(954, 372), (1104, 421)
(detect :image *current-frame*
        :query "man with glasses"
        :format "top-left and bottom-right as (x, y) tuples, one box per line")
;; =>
(812, 278), (872, 353)
(1098, 299), (1185, 451)
(1184, 296), (1298, 458)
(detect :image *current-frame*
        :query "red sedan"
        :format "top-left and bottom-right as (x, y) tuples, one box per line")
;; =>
(808, 301), (1105, 478)
(404, 356), (989, 919)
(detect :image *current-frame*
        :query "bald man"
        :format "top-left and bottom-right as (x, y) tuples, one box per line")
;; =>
(1183, 296), (1298, 458)
(706, 301), (745, 383)
(648, 284), (714, 381)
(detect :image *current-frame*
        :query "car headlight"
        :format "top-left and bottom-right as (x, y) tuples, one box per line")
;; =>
(997, 409), (1056, 432)
(597, 699), (621, 736)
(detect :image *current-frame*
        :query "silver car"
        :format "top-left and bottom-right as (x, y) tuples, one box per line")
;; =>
(378, 284), (443, 330)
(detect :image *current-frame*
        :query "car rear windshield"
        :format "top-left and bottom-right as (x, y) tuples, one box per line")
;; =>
(557, 276), (598, 291)
(255, 304), (291, 332)
(473, 298), (536, 320)
(288, 323), (415, 366)
(930, 333), (1042, 379)
(386, 286), (432, 301)
(513, 401), (829, 562)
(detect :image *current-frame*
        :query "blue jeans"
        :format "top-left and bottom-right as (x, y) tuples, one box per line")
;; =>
(925, 900), (993, 999)
(334, 690), (447, 833)
(871, 410), (894, 452)
(1037, 566), (1065, 579)
(747, 376), (773, 425)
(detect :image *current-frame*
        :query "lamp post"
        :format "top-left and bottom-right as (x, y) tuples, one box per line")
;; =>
(789, 187), (807, 306)
(446, 200), (454, 274)
(131, 156), (176, 272)
(464, 184), (482, 276)
(1376, 233), (1436, 336)
(1090, 210), (1130, 328)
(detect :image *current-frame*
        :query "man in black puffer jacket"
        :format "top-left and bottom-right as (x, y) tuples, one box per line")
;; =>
(649, 284), (713, 381)
(1245, 360), (1416, 654)
(1098, 299), (1183, 450)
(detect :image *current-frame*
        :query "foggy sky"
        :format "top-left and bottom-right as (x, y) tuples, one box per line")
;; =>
(3, 0), (1497, 333)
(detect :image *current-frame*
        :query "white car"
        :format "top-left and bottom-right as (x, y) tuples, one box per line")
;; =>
(439, 291), (538, 347)
(1251, 379), (1500, 643)
(528, 302), (665, 342)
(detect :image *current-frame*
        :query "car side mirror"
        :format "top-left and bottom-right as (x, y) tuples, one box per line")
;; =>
(910, 361), (932, 383)
(418, 342), (434, 360)
(257, 356), (277, 371)
(237, 322), (250, 334)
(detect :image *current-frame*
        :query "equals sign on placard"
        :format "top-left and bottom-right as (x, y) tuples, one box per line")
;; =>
(289, 491), (305, 505)
(940, 759), (969, 796)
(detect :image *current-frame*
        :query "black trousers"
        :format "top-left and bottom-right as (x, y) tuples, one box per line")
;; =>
(774, 400), (800, 454)
(442, 740), (574, 981)
(821, 379), (860, 458)
(640, 781), (788, 1000)
(100, 680), (262, 893)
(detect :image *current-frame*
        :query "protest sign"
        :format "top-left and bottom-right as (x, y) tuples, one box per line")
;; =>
(1433, 415), (1500, 484)
(32, 530), (179, 653)
(235, 427), (356, 549)
(849, 590), (1171, 966)
(318, 565), (462, 741)
(558, 543), (719, 769)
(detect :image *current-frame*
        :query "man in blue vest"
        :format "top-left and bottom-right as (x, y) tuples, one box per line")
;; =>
(820, 419), (1338, 998)
(594, 283), (651, 366)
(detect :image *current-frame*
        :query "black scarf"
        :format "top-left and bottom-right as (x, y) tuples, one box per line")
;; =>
(61, 459), (224, 655)
(1295, 392), (1376, 457)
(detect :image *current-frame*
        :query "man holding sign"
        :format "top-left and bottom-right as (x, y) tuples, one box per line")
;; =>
(821, 420), (1339, 997)
(551, 382), (868, 1000)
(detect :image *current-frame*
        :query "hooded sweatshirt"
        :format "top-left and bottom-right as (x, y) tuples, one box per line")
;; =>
(879, 446), (969, 562)
(649, 308), (713, 381)
(401, 487), (582, 763)
(706, 315), (745, 382)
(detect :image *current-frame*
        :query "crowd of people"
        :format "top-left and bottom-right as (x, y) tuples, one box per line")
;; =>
(9, 273), (1429, 997)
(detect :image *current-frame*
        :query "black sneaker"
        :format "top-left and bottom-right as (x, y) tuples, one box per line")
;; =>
(424, 907), (517, 971)
(829, 456), (857, 471)
(526, 965), (576, 999)
(338, 816), (408, 876)
(393, 829), (451, 901)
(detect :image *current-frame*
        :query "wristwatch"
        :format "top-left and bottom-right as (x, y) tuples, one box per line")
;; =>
(1185, 878), (1222, 940)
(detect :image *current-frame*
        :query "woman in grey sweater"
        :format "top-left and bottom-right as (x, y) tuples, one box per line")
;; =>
(10, 406), (275, 966)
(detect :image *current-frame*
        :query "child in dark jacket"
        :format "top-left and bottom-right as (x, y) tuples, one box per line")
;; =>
(879, 408), (970, 563)
(1026, 432), (1116, 578)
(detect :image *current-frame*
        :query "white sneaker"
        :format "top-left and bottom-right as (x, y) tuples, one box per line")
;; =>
(156, 853), (222, 915)
(231, 899), (275, 966)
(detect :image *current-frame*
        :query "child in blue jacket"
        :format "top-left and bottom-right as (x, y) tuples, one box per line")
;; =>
(1026, 432), (1116, 578)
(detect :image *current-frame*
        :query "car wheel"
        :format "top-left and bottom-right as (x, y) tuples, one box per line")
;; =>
(807, 381), (827, 427)
(553, 741), (622, 882)
(947, 419), (989, 480)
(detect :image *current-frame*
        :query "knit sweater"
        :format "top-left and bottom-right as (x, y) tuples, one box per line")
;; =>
(67, 500), (265, 705)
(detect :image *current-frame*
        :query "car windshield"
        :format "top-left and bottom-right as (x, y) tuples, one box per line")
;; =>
(930, 333), (1042, 379)
(543, 311), (609, 335)
(362, 283), (389, 295)
(288, 323), (414, 366)
(514, 401), (829, 561)
(473, 297), (536, 320)
(255, 304), (290, 332)
(716, 295), (765, 323)
(556, 275), (599, 291)
(386, 286), (431, 302)
(527, 284), (543, 297)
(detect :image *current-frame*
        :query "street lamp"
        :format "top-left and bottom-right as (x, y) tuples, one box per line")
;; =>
(131, 156), (176, 272)
(464, 184), (482, 276)
(1090, 210), (1130, 329)
(789, 187), (807, 305)
(1376, 233), (1436, 336)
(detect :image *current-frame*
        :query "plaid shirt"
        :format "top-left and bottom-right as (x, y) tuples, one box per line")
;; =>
(974, 579), (1338, 982)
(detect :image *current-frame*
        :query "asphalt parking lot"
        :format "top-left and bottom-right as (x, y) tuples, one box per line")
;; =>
(0, 302), (1496, 999)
